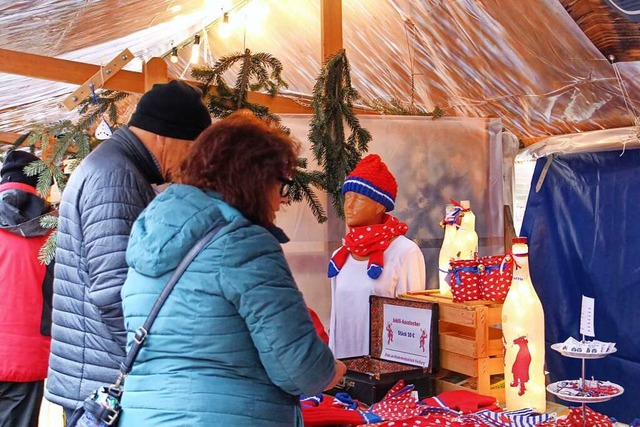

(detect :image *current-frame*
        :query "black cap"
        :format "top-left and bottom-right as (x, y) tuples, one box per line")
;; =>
(128, 80), (212, 140)
(1, 150), (40, 188)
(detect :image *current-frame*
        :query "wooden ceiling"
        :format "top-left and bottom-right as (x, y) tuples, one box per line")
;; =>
(559, 0), (640, 62)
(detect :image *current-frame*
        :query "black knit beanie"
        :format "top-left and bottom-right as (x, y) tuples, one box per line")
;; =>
(0, 150), (40, 188)
(128, 80), (212, 140)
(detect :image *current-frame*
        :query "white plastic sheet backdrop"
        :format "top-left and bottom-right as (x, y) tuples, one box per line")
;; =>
(277, 115), (504, 326)
(2, 0), (640, 140)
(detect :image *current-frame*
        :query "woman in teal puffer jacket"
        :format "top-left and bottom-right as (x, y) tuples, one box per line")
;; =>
(119, 111), (346, 426)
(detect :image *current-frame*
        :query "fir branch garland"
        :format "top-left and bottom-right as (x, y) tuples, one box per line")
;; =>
(11, 89), (129, 264)
(191, 50), (328, 223)
(365, 97), (445, 118)
(309, 49), (371, 218)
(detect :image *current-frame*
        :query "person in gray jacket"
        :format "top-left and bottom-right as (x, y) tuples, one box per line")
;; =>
(45, 80), (211, 421)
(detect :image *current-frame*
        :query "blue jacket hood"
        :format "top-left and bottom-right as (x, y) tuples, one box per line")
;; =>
(126, 184), (246, 277)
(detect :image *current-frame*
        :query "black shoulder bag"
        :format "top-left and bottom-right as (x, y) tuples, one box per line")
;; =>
(67, 222), (225, 427)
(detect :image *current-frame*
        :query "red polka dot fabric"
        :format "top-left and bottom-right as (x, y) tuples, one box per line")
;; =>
(449, 254), (515, 303)
(369, 380), (425, 421)
(450, 259), (480, 303)
(537, 405), (613, 427)
(477, 254), (513, 302)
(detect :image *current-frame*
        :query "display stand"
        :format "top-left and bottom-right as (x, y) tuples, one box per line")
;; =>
(400, 290), (505, 403)
(547, 335), (623, 427)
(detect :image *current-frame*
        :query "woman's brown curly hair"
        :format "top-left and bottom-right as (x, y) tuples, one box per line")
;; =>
(178, 111), (300, 227)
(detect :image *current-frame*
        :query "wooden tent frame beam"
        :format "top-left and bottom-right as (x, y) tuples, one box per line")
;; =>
(321, 0), (343, 60)
(0, 48), (317, 144)
(0, 48), (145, 93)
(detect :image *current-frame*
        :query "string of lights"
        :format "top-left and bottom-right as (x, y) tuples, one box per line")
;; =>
(163, 0), (251, 65)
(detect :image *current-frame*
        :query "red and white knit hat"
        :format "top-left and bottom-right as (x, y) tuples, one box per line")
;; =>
(342, 154), (398, 212)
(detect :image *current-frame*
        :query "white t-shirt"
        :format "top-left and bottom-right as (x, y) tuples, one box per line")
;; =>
(328, 235), (426, 359)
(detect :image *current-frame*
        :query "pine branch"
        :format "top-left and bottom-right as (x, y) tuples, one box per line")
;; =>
(36, 166), (54, 198)
(308, 49), (371, 219)
(190, 66), (217, 91)
(20, 89), (129, 264)
(365, 97), (445, 119)
(290, 168), (327, 223)
(38, 230), (57, 265)
(9, 133), (30, 151)
(192, 49), (331, 222)
(234, 49), (253, 109)
(23, 160), (47, 177)
(39, 214), (58, 229)
(52, 166), (68, 193)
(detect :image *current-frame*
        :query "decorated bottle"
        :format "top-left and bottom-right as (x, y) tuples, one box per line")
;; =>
(501, 236), (546, 413)
(438, 204), (458, 295)
(453, 200), (478, 260)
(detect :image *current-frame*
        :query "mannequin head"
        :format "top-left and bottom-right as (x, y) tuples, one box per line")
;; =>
(344, 191), (386, 227)
(341, 153), (398, 227)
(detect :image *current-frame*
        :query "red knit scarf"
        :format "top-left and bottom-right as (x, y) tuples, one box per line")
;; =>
(328, 214), (408, 279)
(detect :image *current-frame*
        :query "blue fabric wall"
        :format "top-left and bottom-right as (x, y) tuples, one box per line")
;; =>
(521, 149), (640, 423)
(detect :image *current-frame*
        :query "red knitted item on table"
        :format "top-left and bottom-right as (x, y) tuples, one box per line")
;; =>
(422, 390), (501, 414)
(369, 380), (425, 421)
(301, 394), (366, 426)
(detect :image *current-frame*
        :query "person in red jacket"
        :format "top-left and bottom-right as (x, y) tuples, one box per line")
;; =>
(0, 150), (55, 427)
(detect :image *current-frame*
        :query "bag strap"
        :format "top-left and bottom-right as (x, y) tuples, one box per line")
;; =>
(117, 221), (226, 380)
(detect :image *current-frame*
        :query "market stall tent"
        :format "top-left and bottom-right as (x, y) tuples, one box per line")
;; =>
(1, 0), (640, 423)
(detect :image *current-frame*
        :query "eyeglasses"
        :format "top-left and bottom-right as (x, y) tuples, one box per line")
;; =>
(278, 177), (294, 198)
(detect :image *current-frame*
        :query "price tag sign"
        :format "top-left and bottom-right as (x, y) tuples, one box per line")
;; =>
(381, 303), (432, 367)
(580, 295), (595, 337)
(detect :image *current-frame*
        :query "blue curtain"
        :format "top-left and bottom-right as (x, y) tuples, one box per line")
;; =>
(521, 149), (640, 423)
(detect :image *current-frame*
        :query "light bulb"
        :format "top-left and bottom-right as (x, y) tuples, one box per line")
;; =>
(190, 34), (201, 64)
(170, 47), (179, 64)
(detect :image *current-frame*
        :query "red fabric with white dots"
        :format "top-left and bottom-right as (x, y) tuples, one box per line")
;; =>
(478, 254), (513, 302)
(536, 405), (613, 427)
(369, 380), (425, 421)
(358, 413), (490, 427)
(449, 259), (480, 303)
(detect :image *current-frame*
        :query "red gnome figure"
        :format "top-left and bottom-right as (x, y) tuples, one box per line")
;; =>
(510, 335), (532, 396)
(419, 329), (427, 352)
(386, 321), (394, 345)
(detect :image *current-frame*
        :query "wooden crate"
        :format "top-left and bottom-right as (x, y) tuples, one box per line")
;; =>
(399, 290), (505, 403)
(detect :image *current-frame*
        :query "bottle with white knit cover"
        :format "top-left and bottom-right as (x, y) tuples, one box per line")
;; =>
(453, 200), (478, 261)
(438, 203), (458, 295)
